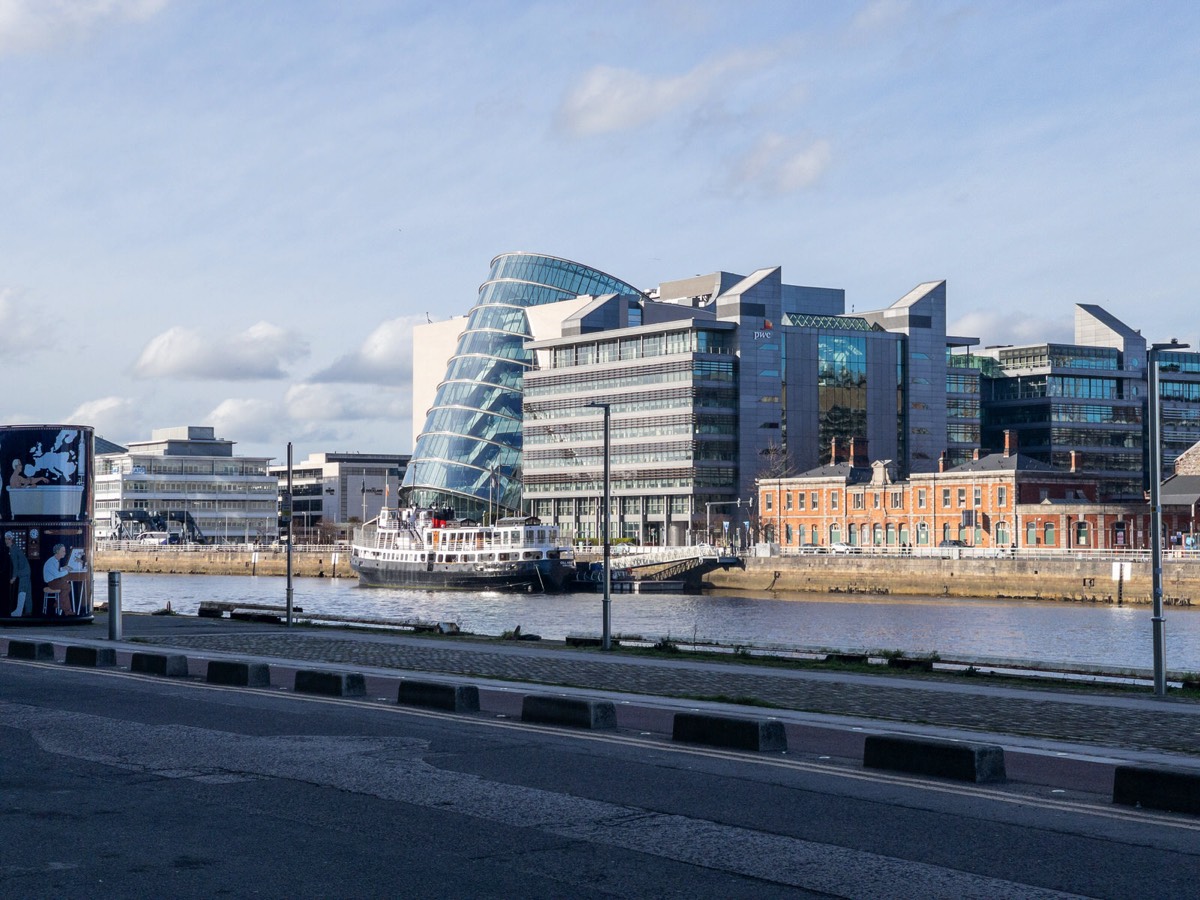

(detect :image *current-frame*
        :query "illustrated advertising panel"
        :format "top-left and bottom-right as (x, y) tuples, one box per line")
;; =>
(0, 426), (94, 622)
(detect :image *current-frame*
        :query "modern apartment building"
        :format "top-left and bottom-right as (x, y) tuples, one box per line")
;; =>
(94, 426), (278, 542)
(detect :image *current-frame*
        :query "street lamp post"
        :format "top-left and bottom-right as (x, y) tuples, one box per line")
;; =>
(588, 402), (612, 651)
(1149, 339), (1188, 697)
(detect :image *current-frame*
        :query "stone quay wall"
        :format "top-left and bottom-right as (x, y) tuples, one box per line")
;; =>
(95, 548), (351, 579)
(702, 555), (1200, 605)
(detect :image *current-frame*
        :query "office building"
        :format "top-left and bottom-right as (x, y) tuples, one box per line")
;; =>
(94, 426), (277, 542)
(269, 451), (410, 539)
(403, 252), (640, 521)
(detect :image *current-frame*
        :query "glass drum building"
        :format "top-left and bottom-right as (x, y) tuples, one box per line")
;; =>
(402, 253), (640, 520)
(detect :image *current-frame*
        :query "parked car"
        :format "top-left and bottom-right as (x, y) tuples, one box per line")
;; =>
(796, 543), (825, 554)
(938, 539), (968, 548)
(829, 542), (855, 554)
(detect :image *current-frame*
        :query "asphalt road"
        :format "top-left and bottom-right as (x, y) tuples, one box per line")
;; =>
(3, 657), (1199, 899)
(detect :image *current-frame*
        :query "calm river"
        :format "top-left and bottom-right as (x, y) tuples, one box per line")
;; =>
(101, 573), (1200, 673)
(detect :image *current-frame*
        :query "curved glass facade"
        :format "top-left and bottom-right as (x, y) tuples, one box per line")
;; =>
(403, 252), (639, 520)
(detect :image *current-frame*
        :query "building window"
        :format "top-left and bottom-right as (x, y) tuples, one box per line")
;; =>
(785, 492), (793, 510)
(765, 494), (773, 511)
(890, 491), (903, 510)
(998, 486), (1007, 507)
(973, 486), (982, 507)
(1027, 521), (1037, 545)
(1075, 522), (1089, 546)
(1044, 522), (1056, 546)
(957, 488), (966, 507)
(873, 493), (881, 509)
(797, 492), (806, 510)
(917, 489), (926, 509)
(830, 491), (838, 511)
(811, 492), (819, 510)
(852, 493), (865, 510)
(942, 488), (951, 508)
(996, 522), (1009, 545)
(785, 524), (793, 544)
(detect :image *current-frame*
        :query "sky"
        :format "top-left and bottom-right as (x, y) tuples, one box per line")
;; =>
(3, 0), (1199, 462)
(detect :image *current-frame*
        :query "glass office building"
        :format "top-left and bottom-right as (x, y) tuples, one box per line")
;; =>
(402, 253), (639, 520)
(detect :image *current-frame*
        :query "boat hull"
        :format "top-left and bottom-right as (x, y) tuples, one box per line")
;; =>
(351, 555), (575, 592)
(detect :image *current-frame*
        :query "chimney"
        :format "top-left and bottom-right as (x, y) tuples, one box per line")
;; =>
(1003, 429), (1017, 458)
(972, 448), (981, 461)
(829, 437), (841, 465)
(850, 437), (869, 469)
(1070, 450), (1080, 473)
(938, 451), (948, 473)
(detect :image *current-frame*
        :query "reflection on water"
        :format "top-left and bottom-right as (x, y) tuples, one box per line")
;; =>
(102, 573), (1200, 672)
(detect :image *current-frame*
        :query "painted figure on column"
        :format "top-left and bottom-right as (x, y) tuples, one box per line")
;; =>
(6, 531), (31, 617)
(42, 543), (74, 616)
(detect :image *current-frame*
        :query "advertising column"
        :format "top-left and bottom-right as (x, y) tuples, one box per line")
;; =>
(0, 425), (94, 623)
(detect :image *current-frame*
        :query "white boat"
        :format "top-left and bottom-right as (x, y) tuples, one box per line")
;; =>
(350, 508), (576, 592)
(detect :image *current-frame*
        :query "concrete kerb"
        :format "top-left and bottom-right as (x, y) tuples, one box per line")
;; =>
(1113, 765), (1200, 816)
(672, 711), (788, 752)
(64, 645), (117, 668)
(294, 669), (366, 697)
(398, 679), (481, 712)
(130, 651), (191, 677)
(205, 659), (272, 687)
(7, 640), (56, 661)
(863, 733), (1007, 783)
(521, 693), (617, 730)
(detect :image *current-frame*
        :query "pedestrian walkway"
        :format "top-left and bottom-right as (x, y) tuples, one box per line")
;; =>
(6, 612), (1200, 760)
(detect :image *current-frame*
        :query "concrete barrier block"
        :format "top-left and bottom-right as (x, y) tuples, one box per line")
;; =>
(397, 679), (480, 712)
(1113, 765), (1200, 815)
(130, 652), (190, 677)
(864, 734), (1006, 783)
(6, 640), (55, 661)
(64, 645), (117, 667)
(521, 694), (616, 729)
(294, 670), (366, 697)
(672, 712), (788, 752)
(206, 660), (271, 687)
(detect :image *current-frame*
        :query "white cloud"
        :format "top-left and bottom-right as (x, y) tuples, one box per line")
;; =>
(206, 398), (284, 445)
(67, 396), (142, 443)
(0, 0), (169, 56)
(0, 287), (39, 355)
(949, 310), (1073, 348)
(309, 315), (422, 384)
(730, 133), (833, 193)
(556, 49), (771, 137)
(133, 321), (308, 380)
(284, 384), (376, 422)
(850, 0), (912, 34)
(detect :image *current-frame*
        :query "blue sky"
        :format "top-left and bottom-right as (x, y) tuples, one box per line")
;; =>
(3, 0), (1198, 461)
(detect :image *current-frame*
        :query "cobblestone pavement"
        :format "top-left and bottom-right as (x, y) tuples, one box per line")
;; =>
(140, 631), (1200, 757)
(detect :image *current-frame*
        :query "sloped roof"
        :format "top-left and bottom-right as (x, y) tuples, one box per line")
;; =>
(95, 436), (127, 455)
(947, 452), (1057, 474)
(1161, 474), (1200, 506)
(792, 461), (872, 483)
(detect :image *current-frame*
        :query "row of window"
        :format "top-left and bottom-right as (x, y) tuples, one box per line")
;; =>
(764, 485), (1011, 513)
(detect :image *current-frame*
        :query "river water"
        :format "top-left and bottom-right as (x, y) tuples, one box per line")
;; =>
(100, 573), (1200, 673)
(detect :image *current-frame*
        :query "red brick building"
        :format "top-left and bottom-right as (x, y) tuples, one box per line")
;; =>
(757, 433), (1175, 551)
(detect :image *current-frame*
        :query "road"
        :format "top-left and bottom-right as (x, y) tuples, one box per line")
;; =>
(3, 657), (1199, 899)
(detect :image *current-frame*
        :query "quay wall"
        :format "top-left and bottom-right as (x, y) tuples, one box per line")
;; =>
(94, 548), (350, 579)
(702, 556), (1199, 605)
